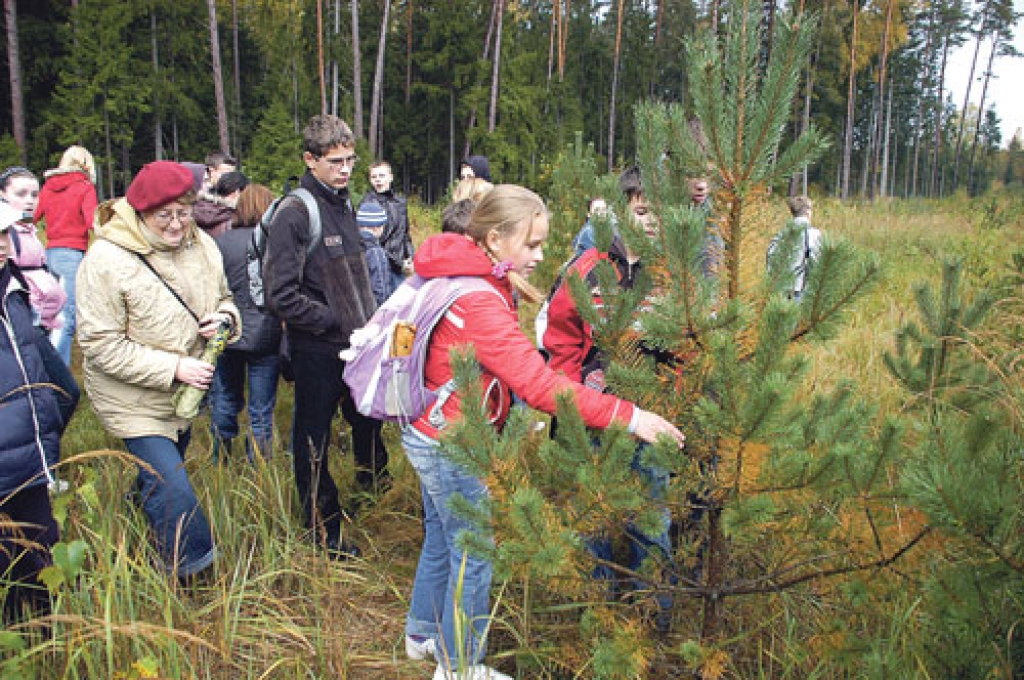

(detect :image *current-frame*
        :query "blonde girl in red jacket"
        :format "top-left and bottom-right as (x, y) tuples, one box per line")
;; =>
(402, 184), (685, 680)
(34, 146), (99, 365)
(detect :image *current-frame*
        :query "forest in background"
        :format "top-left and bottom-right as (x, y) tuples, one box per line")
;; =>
(0, 0), (1021, 204)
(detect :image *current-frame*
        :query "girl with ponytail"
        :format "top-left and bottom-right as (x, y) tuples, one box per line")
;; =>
(401, 184), (685, 680)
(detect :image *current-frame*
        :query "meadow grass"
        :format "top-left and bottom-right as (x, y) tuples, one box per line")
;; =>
(3, 192), (1021, 678)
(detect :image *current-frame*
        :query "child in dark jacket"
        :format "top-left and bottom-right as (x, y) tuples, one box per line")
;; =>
(356, 201), (398, 306)
(0, 208), (76, 625)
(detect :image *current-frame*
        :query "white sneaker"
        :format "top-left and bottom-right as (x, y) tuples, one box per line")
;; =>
(432, 662), (513, 680)
(405, 634), (436, 660)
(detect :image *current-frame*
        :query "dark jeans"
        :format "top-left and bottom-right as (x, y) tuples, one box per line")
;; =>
(588, 443), (675, 612)
(209, 349), (280, 460)
(290, 347), (387, 542)
(124, 430), (215, 577)
(0, 484), (58, 625)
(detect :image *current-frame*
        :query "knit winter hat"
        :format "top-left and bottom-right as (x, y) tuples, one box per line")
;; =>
(127, 161), (195, 212)
(357, 201), (388, 228)
(461, 155), (491, 182)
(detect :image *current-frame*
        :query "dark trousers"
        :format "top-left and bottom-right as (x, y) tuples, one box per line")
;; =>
(290, 348), (387, 541)
(0, 484), (58, 625)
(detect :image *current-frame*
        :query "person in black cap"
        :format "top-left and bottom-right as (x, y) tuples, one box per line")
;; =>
(459, 155), (491, 182)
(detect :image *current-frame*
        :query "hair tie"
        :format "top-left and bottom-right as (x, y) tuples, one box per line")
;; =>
(491, 261), (515, 279)
(0, 166), (32, 184)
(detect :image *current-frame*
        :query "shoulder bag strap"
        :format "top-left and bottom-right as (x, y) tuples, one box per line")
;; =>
(136, 253), (201, 325)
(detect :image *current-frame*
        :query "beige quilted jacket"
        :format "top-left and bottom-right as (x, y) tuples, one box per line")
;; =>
(77, 198), (240, 440)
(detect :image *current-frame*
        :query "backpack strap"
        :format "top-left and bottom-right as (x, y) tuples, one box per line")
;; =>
(290, 188), (322, 256)
(423, 276), (510, 430)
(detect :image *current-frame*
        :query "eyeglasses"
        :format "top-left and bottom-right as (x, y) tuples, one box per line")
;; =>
(151, 209), (193, 227)
(319, 154), (359, 168)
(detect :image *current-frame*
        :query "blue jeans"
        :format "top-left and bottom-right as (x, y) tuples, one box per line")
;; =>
(403, 426), (493, 667)
(45, 247), (83, 366)
(209, 349), (280, 460)
(589, 443), (674, 611)
(124, 431), (215, 577)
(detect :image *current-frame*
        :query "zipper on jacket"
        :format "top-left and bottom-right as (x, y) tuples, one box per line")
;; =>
(1, 286), (56, 487)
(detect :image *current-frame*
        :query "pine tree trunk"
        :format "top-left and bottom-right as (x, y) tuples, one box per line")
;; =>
(151, 11), (163, 160)
(650, 0), (664, 97)
(760, 0), (777, 70)
(966, 33), (999, 195)
(869, 0), (894, 199)
(546, 0), (556, 95)
(4, 0), (26, 163)
(951, 17), (986, 192)
(929, 32), (951, 198)
(800, 50), (815, 195)
(352, 0), (364, 138)
(859, 92), (875, 197)
(207, 0), (230, 154)
(463, 0), (499, 159)
(607, 0), (625, 172)
(333, 0), (340, 115)
(559, 0), (569, 81)
(488, 0), (504, 133)
(232, 0), (241, 156)
(700, 502), (725, 641)
(880, 84), (892, 197)
(405, 0), (413, 104)
(449, 84), (455, 183)
(910, 8), (937, 198)
(103, 94), (114, 194)
(291, 29), (300, 132)
(841, 0), (858, 199)
(317, 0), (327, 115)
(369, 0), (390, 156)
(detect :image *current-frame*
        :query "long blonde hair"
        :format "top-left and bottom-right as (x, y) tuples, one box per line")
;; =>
(59, 146), (96, 184)
(464, 184), (547, 303)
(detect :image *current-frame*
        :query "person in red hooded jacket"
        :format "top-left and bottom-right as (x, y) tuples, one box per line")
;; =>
(34, 145), (99, 366)
(401, 184), (685, 680)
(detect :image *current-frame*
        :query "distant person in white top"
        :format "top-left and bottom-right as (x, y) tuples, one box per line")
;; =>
(768, 195), (822, 300)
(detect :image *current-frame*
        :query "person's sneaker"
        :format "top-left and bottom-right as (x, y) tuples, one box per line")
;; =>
(433, 662), (513, 680)
(405, 634), (436, 660)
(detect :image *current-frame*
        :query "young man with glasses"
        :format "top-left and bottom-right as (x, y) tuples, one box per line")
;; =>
(262, 115), (383, 559)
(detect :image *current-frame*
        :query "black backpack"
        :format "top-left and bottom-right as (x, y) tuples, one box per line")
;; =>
(247, 186), (322, 312)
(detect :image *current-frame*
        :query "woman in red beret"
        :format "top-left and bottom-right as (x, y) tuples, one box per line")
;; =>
(76, 161), (241, 581)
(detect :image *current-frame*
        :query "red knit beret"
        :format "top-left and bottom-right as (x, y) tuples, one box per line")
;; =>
(126, 161), (195, 212)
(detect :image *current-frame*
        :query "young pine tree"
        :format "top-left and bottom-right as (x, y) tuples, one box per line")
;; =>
(884, 257), (1023, 676)
(438, 3), (930, 677)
